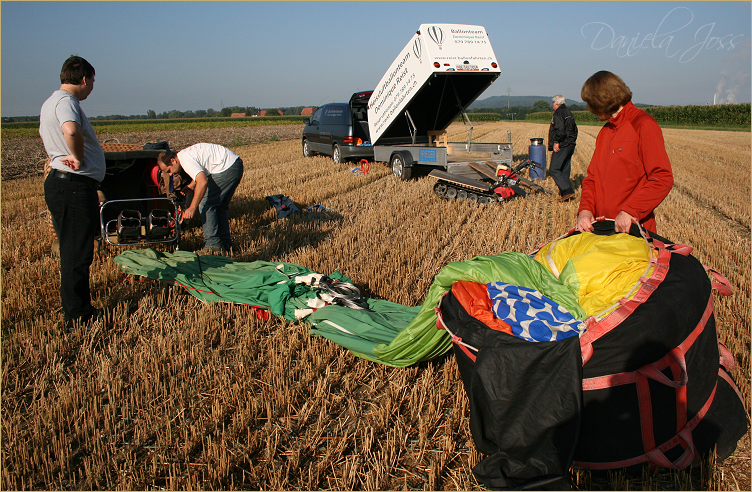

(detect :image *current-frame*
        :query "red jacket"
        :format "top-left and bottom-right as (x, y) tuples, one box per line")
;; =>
(578, 101), (674, 233)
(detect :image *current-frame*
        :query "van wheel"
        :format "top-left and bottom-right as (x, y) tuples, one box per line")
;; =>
(390, 153), (413, 181)
(302, 139), (313, 157)
(332, 144), (342, 164)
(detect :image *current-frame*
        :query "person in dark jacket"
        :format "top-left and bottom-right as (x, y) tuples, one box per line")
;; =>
(547, 95), (578, 201)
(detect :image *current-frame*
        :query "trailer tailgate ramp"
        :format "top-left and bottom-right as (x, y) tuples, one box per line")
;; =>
(368, 24), (500, 145)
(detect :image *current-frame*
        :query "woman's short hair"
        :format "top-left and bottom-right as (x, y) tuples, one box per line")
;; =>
(552, 95), (566, 106)
(60, 56), (95, 85)
(581, 71), (632, 116)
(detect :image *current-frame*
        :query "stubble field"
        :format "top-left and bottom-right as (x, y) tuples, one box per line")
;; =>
(1, 122), (749, 490)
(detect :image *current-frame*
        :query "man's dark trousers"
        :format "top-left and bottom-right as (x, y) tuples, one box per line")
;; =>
(44, 175), (100, 322)
(199, 157), (244, 251)
(549, 145), (575, 197)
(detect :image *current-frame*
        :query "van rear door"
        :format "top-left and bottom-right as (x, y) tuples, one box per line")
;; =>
(350, 91), (373, 143)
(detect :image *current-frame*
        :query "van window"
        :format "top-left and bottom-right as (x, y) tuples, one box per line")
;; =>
(322, 106), (347, 125)
(310, 108), (323, 125)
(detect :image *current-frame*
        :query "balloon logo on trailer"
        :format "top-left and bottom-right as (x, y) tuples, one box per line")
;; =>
(413, 37), (422, 63)
(427, 26), (444, 50)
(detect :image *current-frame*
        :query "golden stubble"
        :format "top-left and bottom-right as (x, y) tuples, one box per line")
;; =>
(2, 122), (749, 490)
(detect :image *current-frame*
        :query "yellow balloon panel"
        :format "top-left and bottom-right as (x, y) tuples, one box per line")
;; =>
(534, 233), (657, 318)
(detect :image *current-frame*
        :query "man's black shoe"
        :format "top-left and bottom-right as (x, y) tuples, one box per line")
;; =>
(65, 307), (104, 332)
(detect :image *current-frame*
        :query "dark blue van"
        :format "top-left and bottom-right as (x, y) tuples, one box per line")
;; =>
(302, 91), (373, 163)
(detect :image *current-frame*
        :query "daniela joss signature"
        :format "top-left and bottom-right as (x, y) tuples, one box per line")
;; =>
(581, 6), (744, 63)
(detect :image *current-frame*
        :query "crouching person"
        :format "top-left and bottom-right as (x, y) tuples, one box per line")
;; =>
(158, 143), (244, 253)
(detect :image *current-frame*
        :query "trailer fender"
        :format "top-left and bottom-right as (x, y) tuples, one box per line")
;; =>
(390, 151), (414, 181)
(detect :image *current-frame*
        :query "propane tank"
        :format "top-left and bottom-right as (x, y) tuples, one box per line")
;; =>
(528, 138), (546, 180)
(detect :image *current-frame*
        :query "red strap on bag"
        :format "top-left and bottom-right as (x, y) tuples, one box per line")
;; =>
(718, 341), (736, 372)
(580, 246), (673, 364)
(705, 266), (733, 296)
(578, 289), (738, 470)
(574, 378), (718, 471)
(435, 293), (479, 363)
(583, 296), (712, 392)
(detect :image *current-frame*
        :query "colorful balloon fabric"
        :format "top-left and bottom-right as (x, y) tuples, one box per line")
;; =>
(486, 282), (583, 342)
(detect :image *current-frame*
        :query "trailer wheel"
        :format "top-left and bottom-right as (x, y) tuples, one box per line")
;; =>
(302, 139), (313, 157)
(332, 144), (342, 164)
(390, 153), (413, 181)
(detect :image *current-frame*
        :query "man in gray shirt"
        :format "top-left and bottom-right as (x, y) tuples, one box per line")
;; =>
(41, 55), (106, 330)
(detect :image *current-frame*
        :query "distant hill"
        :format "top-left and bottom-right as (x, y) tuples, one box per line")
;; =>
(470, 95), (586, 109)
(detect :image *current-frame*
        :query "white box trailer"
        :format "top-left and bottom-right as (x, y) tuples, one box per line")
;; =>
(367, 24), (515, 186)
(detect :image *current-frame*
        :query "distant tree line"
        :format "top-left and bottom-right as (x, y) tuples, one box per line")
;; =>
(465, 99), (587, 121)
(3, 100), (577, 123)
(2, 115), (40, 123)
(526, 103), (751, 126)
(5, 100), (748, 126)
(1, 105), (313, 123)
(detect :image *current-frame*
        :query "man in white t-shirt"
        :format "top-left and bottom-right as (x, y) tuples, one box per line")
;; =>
(157, 143), (244, 252)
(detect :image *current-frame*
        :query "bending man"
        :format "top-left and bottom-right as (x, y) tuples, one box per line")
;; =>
(158, 143), (244, 252)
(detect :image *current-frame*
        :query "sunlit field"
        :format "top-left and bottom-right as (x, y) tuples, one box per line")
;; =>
(2, 122), (749, 490)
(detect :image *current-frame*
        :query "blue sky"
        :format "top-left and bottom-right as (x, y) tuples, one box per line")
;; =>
(2, 1), (750, 117)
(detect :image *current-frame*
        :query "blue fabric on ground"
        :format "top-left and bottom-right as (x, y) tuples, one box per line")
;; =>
(266, 194), (301, 219)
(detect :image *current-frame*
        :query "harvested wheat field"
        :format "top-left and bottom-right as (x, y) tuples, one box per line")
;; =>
(2, 122), (749, 490)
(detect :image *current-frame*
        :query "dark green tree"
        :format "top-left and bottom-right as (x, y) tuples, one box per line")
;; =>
(533, 99), (551, 111)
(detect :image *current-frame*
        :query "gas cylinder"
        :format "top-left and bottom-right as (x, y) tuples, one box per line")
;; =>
(528, 138), (546, 180)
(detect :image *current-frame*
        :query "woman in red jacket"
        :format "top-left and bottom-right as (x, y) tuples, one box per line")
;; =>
(575, 71), (674, 234)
